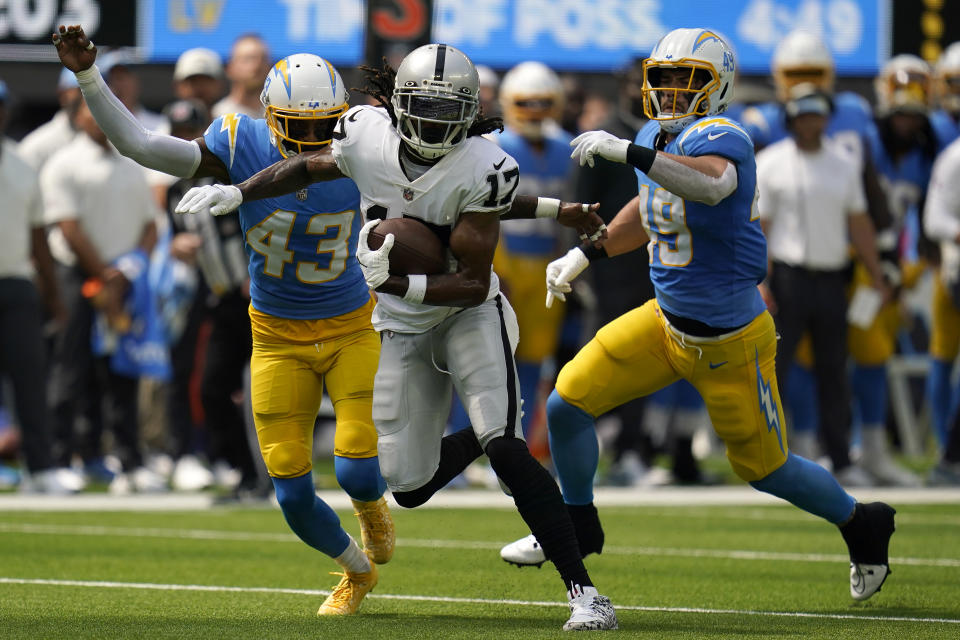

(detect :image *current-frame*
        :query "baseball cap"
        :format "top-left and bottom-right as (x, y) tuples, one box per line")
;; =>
(162, 98), (210, 130)
(785, 83), (833, 118)
(174, 48), (223, 81)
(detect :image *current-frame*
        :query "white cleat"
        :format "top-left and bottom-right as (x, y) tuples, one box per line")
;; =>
(850, 562), (891, 601)
(563, 585), (618, 631)
(500, 534), (547, 568)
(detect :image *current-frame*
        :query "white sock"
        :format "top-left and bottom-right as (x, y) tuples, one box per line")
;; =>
(334, 536), (371, 574)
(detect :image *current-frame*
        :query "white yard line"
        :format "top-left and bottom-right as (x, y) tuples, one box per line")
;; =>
(1, 486), (959, 511)
(1, 522), (958, 568)
(0, 576), (956, 625)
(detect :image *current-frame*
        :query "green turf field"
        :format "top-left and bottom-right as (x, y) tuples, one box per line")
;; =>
(1, 500), (958, 639)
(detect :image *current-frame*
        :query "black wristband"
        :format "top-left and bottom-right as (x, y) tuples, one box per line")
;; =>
(626, 144), (657, 173)
(581, 242), (608, 261)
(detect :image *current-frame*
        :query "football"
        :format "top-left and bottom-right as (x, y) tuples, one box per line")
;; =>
(366, 217), (448, 276)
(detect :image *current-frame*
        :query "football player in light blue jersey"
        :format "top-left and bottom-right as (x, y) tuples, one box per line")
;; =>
(54, 25), (391, 616)
(492, 61), (573, 438)
(931, 42), (960, 146)
(498, 28), (897, 603)
(860, 55), (946, 477)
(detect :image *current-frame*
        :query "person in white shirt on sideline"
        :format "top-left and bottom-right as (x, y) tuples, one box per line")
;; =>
(40, 96), (164, 493)
(757, 84), (889, 485)
(0, 80), (80, 493)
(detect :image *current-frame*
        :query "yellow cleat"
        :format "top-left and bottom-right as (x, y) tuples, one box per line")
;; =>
(317, 552), (379, 616)
(352, 496), (395, 564)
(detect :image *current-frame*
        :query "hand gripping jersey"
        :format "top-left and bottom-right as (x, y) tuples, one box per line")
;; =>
(634, 116), (767, 328)
(493, 127), (572, 256)
(203, 113), (369, 320)
(331, 105), (520, 333)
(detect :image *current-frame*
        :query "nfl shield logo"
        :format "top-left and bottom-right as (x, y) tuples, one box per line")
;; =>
(402, 188), (415, 201)
(296, 189), (308, 201)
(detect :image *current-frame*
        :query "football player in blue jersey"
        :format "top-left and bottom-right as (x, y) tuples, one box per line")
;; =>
(932, 42), (960, 146)
(54, 24), (392, 616)
(864, 55), (946, 477)
(498, 28), (897, 603)
(491, 61), (573, 438)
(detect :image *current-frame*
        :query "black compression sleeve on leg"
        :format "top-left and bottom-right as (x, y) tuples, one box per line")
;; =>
(566, 503), (605, 557)
(392, 428), (484, 508)
(485, 436), (592, 591)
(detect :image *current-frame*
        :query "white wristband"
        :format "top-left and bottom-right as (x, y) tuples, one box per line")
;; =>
(74, 65), (101, 87)
(535, 197), (560, 219)
(403, 274), (428, 304)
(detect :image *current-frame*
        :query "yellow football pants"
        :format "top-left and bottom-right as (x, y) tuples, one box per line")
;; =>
(556, 300), (788, 481)
(249, 299), (380, 478)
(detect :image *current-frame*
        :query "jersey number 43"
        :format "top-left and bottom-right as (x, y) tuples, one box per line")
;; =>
(246, 208), (355, 283)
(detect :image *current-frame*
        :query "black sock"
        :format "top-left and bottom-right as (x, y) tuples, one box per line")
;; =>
(566, 503), (605, 557)
(485, 436), (592, 591)
(392, 428), (484, 508)
(839, 502), (896, 564)
(671, 436), (701, 483)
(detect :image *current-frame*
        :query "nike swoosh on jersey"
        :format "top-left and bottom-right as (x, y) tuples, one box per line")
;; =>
(708, 361), (728, 369)
(348, 111), (359, 122)
(493, 158), (506, 170)
(707, 131), (728, 140)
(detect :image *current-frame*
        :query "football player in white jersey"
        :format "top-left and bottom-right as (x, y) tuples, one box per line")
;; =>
(177, 43), (618, 632)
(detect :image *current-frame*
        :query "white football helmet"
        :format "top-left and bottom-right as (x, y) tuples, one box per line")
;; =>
(875, 54), (933, 116)
(261, 54), (348, 157)
(499, 61), (563, 141)
(642, 28), (736, 134)
(772, 30), (835, 102)
(392, 43), (480, 160)
(935, 41), (960, 114)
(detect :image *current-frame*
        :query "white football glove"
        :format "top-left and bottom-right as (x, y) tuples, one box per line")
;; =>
(356, 219), (394, 290)
(175, 184), (243, 216)
(569, 130), (630, 168)
(545, 247), (590, 308)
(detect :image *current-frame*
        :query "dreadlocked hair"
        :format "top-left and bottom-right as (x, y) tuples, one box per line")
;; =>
(353, 60), (399, 125)
(353, 58), (504, 138)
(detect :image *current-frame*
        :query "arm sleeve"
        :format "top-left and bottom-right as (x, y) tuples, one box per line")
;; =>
(645, 154), (738, 205)
(75, 65), (202, 178)
(924, 147), (960, 241)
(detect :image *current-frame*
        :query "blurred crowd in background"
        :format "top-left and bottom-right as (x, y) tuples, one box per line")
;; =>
(1, 26), (959, 497)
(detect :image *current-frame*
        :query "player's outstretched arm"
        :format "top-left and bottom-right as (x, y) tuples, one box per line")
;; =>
(52, 25), (225, 181)
(570, 130), (737, 204)
(176, 148), (345, 216)
(504, 196), (607, 243)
